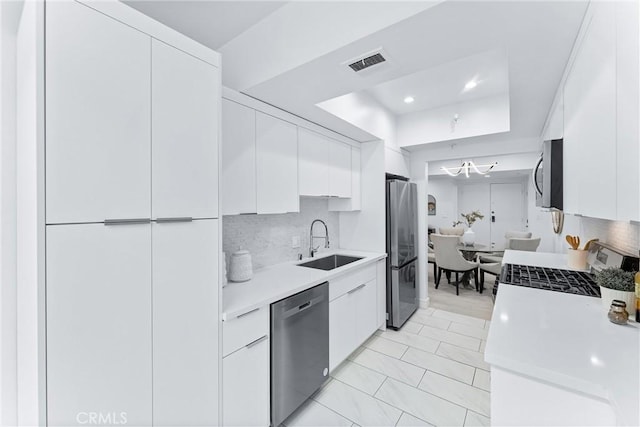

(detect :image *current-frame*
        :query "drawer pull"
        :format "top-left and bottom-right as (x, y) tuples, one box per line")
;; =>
(245, 335), (268, 349)
(348, 284), (366, 294)
(237, 308), (260, 319)
(104, 218), (150, 225)
(155, 217), (193, 223)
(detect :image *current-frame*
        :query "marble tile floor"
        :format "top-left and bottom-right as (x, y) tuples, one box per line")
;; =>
(283, 308), (492, 427)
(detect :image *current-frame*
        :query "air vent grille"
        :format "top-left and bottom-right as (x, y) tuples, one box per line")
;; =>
(348, 53), (386, 72)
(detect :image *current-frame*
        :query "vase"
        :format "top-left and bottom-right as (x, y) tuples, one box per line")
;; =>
(599, 286), (635, 319)
(462, 228), (475, 246)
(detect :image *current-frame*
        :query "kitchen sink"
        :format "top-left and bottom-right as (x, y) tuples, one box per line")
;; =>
(298, 254), (363, 271)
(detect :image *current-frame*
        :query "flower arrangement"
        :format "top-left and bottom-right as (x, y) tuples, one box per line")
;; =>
(452, 210), (484, 228)
(596, 267), (635, 292)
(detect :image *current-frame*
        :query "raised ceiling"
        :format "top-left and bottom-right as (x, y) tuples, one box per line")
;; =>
(367, 49), (509, 115)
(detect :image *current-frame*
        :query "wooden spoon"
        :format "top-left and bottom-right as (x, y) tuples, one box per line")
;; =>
(565, 235), (579, 250)
(583, 238), (598, 251)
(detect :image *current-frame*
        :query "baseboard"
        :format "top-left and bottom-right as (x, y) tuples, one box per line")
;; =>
(419, 297), (430, 308)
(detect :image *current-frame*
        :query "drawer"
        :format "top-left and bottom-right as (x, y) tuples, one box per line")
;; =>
(223, 306), (269, 357)
(329, 263), (376, 301)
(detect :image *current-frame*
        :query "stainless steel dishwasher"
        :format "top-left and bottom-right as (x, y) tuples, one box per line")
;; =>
(271, 282), (329, 427)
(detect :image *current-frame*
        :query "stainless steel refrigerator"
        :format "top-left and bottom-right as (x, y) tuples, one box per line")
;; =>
(386, 179), (419, 329)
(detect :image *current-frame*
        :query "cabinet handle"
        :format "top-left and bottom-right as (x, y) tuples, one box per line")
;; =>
(104, 218), (151, 225)
(155, 217), (193, 223)
(245, 335), (268, 349)
(347, 284), (366, 294)
(237, 308), (260, 319)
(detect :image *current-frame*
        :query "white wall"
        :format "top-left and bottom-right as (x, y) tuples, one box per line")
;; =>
(0, 2), (22, 425)
(426, 178), (458, 232)
(339, 140), (386, 253)
(398, 93), (510, 147)
(317, 90), (411, 178)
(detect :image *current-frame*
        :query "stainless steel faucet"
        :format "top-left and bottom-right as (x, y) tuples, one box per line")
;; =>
(309, 219), (330, 257)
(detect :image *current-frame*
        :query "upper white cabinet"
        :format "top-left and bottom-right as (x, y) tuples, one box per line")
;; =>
(46, 1), (151, 224)
(298, 127), (353, 198)
(562, 1), (639, 221)
(152, 40), (219, 220)
(329, 147), (361, 212)
(563, 2), (616, 220)
(329, 140), (352, 198)
(615, 1), (640, 222)
(298, 128), (330, 197)
(152, 220), (219, 426)
(222, 100), (257, 215)
(256, 112), (299, 214)
(47, 223), (152, 426)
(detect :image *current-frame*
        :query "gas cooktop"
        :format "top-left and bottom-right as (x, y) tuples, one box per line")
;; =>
(500, 264), (601, 298)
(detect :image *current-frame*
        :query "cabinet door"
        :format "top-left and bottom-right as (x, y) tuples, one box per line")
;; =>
(329, 147), (361, 211)
(45, 1), (151, 224)
(329, 293), (356, 372)
(152, 39), (219, 219)
(329, 140), (352, 198)
(355, 279), (378, 345)
(563, 3), (617, 219)
(298, 128), (329, 196)
(222, 100), (257, 215)
(256, 112), (299, 214)
(152, 220), (219, 426)
(223, 336), (270, 427)
(615, 1), (640, 221)
(46, 223), (152, 426)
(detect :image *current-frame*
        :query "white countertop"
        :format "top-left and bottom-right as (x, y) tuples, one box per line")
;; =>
(485, 250), (639, 426)
(222, 249), (386, 321)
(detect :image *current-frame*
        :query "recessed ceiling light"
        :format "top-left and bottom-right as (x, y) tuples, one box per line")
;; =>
(464, 80), (477, 90)
(404, 96), (414, 104)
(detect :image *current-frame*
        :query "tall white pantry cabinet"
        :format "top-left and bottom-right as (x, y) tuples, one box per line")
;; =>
(43, 1), (221, 426)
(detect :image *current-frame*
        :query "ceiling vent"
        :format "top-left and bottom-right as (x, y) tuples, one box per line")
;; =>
(348, 52), (386, 72)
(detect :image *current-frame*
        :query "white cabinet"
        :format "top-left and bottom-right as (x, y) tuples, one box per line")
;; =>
(256, 112), (299, 214)
(152, 220), (219, 426)
(46, 224), (152, 426)
(329, 147), (361, 211)
(45, 1), (151, 224)
(222, 100), (257, 215)
(299, 127), (353, 199)
(329, 278), (378, 371)
(563, 2), (616, 220)
(329, 292), (357, 372)
(562, 1), (640, 221)
(223, 337), (270, 427)
(298, 128), (330, 196)
(615, 1), (640, 222)
(222, 309), (270, 427)
(151, 40), (219, 220)
(329, 140), (352, 198)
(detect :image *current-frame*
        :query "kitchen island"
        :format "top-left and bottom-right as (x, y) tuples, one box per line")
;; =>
(485, 250), (639, 426)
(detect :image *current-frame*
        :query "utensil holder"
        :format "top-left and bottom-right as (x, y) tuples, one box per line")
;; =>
(567, 249), (588, 270)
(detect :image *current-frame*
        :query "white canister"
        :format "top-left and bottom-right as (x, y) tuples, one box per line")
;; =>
(229, 250), (253, 282)
(567, 249), (588, 270)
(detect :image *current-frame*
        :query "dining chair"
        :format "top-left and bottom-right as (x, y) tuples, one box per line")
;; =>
(509, 237), (541, 252)
(479, 231), (534, 263)
(427, 250), (437, 281)
(439, 227), (464, 237)
(479, 262), (502, 294)
(431, 234), (479, 295)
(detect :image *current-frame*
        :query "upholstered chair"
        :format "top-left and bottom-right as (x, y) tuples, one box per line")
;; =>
(431, 234), (479, 295)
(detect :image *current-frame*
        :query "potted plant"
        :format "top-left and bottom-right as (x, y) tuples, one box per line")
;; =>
(596, 267), (635, 315)
(453, 210), (484, 246)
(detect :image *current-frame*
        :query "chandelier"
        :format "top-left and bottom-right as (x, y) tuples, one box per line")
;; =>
(441, 161), (497, 178)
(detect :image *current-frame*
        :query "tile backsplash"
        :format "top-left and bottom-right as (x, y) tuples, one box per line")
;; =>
(223, 198), (341, 270)
(554, 215), (640, 257)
